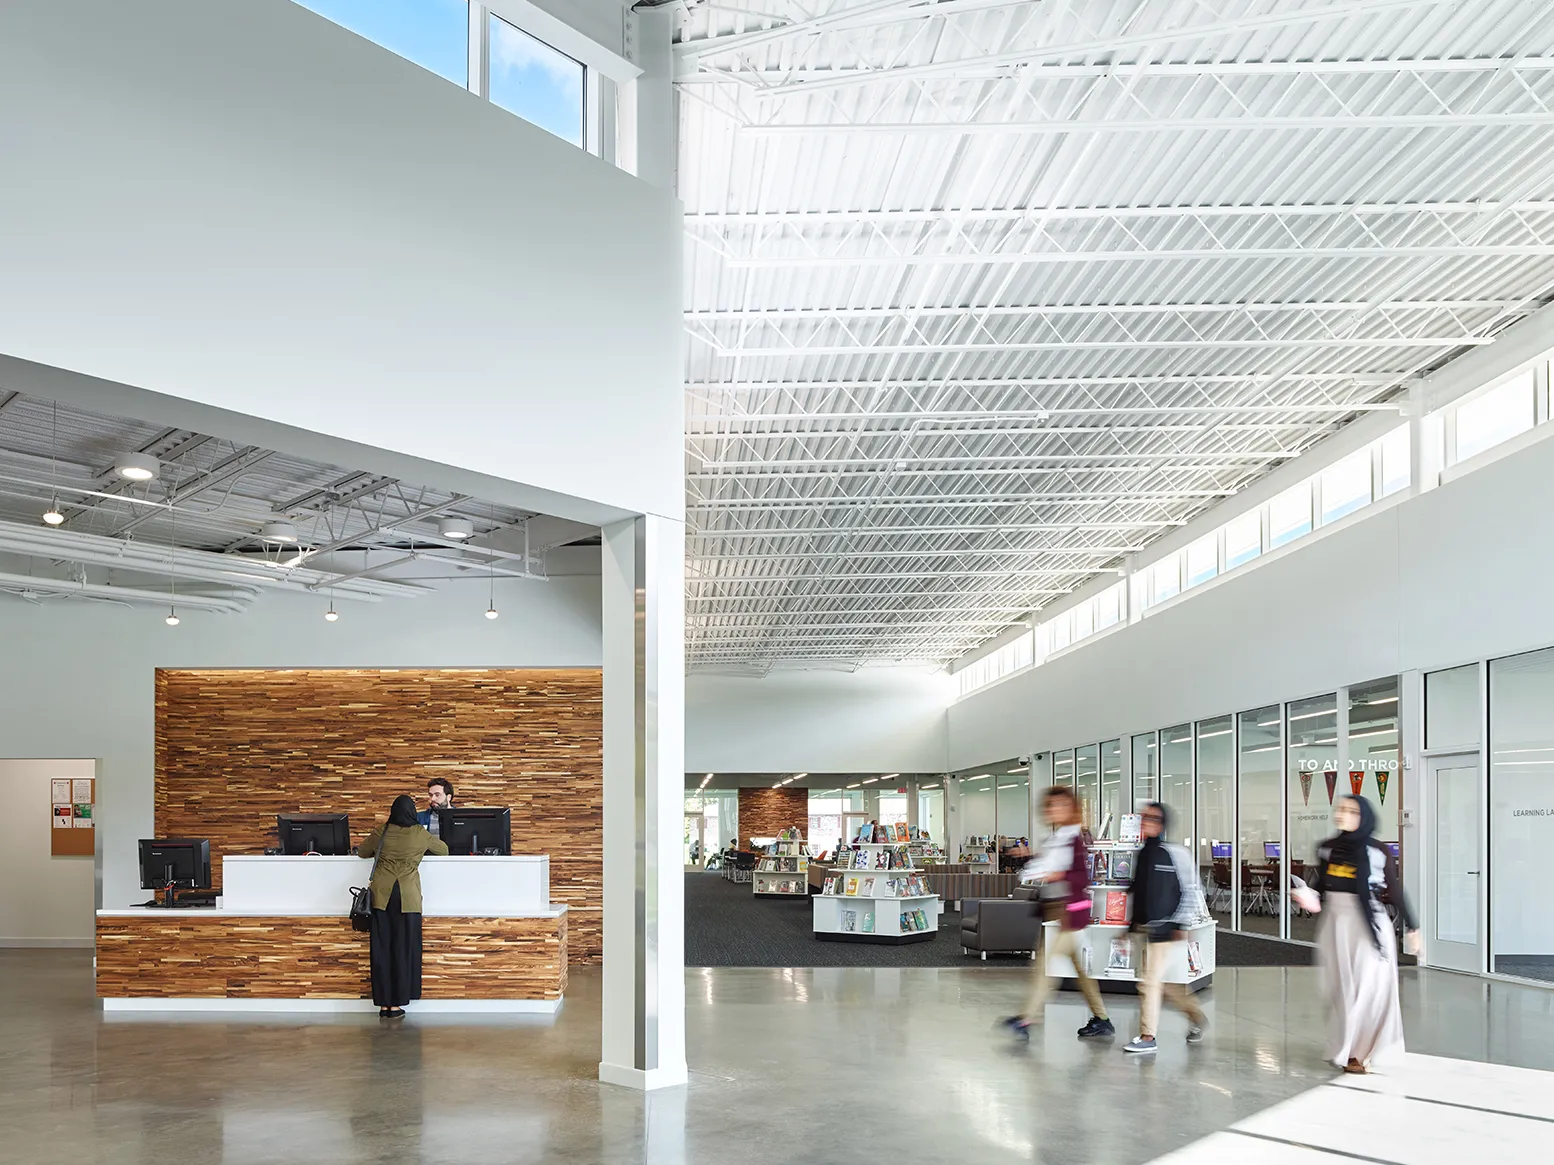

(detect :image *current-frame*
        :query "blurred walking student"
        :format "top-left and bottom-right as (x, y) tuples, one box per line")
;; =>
(1122, 802), (1205, 1053)
(1002, 785), (1113, 1041)
(1293, 794), (1419, 1074)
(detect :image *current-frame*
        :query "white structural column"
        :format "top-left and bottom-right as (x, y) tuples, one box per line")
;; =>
(600, 515), (687, 1091)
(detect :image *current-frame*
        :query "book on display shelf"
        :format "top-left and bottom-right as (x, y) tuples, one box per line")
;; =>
(1110, 850), (1135, 882)
(1187, 941), (1202, 975)
(823, 877), (838, 895)
(845, 877), (859, 896)
(862, 912), (875, 933)
(842, 910), (857, 932)
(1108, 937), (1132, 972)
(861, 876), (876, 895)
(1103, 890), (1128, 924)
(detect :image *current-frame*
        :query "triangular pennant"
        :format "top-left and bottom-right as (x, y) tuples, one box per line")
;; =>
(1300, 770), (1312, 805)
(1325, 770), (1338, 804)
(1350, 771), (1365, 797)
(1377, 770), (1390, 804)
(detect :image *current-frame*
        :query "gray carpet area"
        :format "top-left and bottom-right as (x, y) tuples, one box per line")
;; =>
(684, 872), (1315, 969)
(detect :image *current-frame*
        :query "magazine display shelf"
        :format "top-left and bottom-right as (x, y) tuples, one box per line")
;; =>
(813, 844), (942, 945)
(753, 836), (810, 898)
(1040, 919), (1216, 994)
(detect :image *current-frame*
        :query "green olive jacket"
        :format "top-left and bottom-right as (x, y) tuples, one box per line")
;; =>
(356, 823), (449, 913)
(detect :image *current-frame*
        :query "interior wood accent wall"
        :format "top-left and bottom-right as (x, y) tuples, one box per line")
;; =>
(154, 668), (602, 963)
(737, 787), (809, 843)
(96, 913), (567, 999)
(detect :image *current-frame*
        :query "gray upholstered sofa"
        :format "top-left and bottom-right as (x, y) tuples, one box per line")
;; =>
(960, 887), (1042, 958)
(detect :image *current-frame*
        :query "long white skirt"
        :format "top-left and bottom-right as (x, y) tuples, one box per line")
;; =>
(1317, 893), (1405, 1069)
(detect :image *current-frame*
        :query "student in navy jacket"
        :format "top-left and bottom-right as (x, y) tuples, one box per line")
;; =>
(1003, 786), (1113, 1040)
(1121, 802), (1206, 1053)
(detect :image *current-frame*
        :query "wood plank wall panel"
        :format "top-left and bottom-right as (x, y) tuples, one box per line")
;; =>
(95, 913), (567, 999)
(154, 668), (602, 963)
(737, 787), (810, 844)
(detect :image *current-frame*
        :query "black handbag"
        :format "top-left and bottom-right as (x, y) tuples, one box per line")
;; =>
(349, 841), (382, 932)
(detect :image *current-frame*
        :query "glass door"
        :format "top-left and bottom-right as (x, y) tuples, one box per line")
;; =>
(1427, 754), (1482, 973)
(683, 814), (705, 871)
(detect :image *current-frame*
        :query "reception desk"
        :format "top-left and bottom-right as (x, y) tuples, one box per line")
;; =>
(96, 855), (566, 1013)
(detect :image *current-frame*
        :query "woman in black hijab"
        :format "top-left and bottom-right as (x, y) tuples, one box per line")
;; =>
(357, 794), (449, 1018)
(1306, 794), (1418, 1073)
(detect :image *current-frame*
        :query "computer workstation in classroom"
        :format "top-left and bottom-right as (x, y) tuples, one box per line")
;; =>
(101, 804), (567, 1013)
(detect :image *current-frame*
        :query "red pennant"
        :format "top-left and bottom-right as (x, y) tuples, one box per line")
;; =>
(1350, 771), (1365, 797)
(1300, 770), (1312, 805)
(1377, 770), (1390, 804)
(1325, 771), (1338, 804)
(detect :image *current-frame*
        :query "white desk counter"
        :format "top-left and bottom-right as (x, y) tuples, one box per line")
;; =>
(96, 853), (567, 1014)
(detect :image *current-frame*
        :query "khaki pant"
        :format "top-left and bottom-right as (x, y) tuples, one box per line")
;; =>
(1139, 939), (1204, 1036)
(1024, 917), (1107, 1021)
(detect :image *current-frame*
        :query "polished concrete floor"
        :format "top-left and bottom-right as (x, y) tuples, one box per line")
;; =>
(4, 950), (1553, 1164)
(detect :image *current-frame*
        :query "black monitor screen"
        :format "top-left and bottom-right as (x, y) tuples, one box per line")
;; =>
(277, 814), (351, 856)
(1264, 842), (1281, 860)
(438, 807), (511, 855)
(139, 838), (212, 890)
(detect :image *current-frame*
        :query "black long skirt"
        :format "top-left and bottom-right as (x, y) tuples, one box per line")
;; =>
(369, 881), (423, 1008)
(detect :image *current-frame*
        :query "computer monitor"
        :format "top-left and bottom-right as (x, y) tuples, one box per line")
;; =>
(1383, 841), (1401, 859)
(1210, 842), (1232, 859)
(276, 813), (351, 855)
(438, 807), (511, 855)
(139, 838), (212, 891)
(1264, 841), (1281, 860)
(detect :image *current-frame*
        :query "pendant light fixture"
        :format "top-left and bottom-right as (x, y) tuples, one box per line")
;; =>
(42, 402), (64, 526)
(485, 559), (498, 620)
(165, 494), (179, 627)
(325, 589), (339, 622)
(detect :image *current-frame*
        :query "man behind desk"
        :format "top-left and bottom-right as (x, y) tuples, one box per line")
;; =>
(416, 778), (454, 838)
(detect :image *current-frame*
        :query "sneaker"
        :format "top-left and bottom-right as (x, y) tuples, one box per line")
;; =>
(1186, 1024), (1205, 1044)
(998, 1015), (1031, 1042)
(1123, 1036), (1158, 1054)
(1077, 1016), (1115, 1039)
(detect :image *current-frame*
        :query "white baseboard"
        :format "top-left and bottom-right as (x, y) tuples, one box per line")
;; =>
(598, 1061), (689, 1091)
(0, 937), (93, 949)
(101, 996), (563, 1014)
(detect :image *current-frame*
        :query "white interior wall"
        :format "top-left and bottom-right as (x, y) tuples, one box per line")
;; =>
(0, 759), (97, 945)
(0, 577), (601, 910)
(949, 430), (1554, 767)
(685, 669), (953, 775)
(0, 0), (681, 523)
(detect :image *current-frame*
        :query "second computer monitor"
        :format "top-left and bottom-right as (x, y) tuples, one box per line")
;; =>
(277, 813), (351, 855)
(139, 838), (212, 890)
(1264, 841), (1281, 860)
(438, 807), (511, 855)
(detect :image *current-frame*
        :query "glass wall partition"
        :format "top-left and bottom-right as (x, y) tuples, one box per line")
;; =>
(1350, 677), (1402, 849)
(1196, 716), (1234, 928)
(1286, 693), (1338, 943)
(997, 764), (1031, 846)
(1132, 732), (1158, 807)
(918, 783), (945, 845)
(1074, 744), (1101, 833)
(959, 770), (998, 857)
(1159, 725), (1194, 850)
(1488, 648), (1554, 982)
(1099, 739), (1123, 839)
(1238, 706), (1282, 935)
(1053, 749), (1075, 788)
(1426, 664), (1480, 750)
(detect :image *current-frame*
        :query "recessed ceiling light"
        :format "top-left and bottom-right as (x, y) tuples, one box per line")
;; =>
(440, 517), (475, 540)
(260, 521), (299, 544)
(115, 452), (160, 482)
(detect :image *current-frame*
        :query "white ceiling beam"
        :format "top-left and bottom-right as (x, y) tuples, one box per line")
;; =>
(686, 202), (1554, 226)
(750, 0), (1463, 94)
(692, 523), (1177, 537)
(689, 492), (1235, 509)
(675, 0), (1033, 61)
(684, 299), (1522, 317)
(706, 336), (1488, 357)
(675, 56), (1554, 85)
(722, 244), (1554, 268)
(743, 113), (1554, 137)
(694, 546), (1140, 562)
(689, 405), (1399, 423)
(693, 374), (1395, 390)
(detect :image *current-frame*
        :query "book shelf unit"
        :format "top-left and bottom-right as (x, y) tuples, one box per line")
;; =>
(752, 835), (810, 898)
(813, 843), (942, 944)
(1042, 834), (1216, 993)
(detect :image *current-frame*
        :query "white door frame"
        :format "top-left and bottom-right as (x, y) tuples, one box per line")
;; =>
(1421, 749), (1486, 974)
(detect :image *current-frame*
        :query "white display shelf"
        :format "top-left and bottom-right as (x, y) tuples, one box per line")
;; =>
(1040, 920), (1217, 993)
(819, 893), (937, 901)
(813, 891), (941, 945)
(752, 871), (808, 897)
